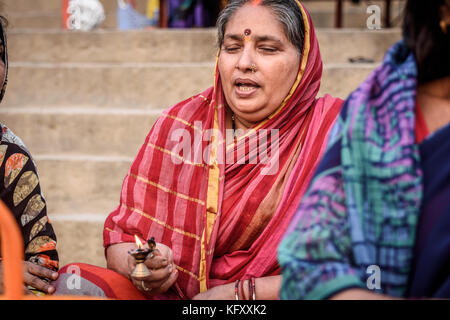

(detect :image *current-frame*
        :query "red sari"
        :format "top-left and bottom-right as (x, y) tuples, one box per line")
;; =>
(101, 1), (342, 299)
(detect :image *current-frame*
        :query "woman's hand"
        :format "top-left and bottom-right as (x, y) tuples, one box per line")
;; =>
(0, 260), (59, 295)
(193, 276), (282, 300)
(192, 283), (235, 300)
(128, 242), (178, 295)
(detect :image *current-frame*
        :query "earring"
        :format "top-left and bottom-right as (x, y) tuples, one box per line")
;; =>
(251, 64), (257, 73)
(441, 20), (448, 34)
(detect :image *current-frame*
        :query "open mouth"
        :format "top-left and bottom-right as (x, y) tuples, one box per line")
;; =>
(235, 78), (260, 93)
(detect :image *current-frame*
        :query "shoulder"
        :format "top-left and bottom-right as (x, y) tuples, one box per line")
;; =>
(0, 123), (33, 157)
(163, 87), (214, 121)
(145, 87), (215, 142)
(0, 124), (39, 193)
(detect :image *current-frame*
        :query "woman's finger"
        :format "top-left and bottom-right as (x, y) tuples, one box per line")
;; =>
(133, 262), (173, 283)
(144, 255), (168, 270)
(23, 272), (55, 294)
(24, 285), (33, 295)
(158, 268), (179, 293)
(24, 261), (58, 281)
(127, 255), (136, 274)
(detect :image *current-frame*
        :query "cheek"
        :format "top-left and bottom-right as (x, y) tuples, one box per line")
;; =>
(265, 61), (298, 99)
(218, 55), (235, 88)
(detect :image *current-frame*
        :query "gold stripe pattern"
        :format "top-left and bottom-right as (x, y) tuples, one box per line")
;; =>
(163, 114), (203, 133)
(176, 265), (200, 281)
(13, 171), (38, 206)
(25, 236), (56, 254)
(21, 194), (46, 226)
(0, 145), (7, 167)
(147, 143), (205, 168)
(5, 153), (29, 188)
(29, 216), (48, 241)
(131, 173), (205, 206)
(198, 230), (208, 292)
(123, 204), (201, 241)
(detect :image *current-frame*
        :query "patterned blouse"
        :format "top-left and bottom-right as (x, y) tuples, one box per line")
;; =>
(0, 124), (58, 273)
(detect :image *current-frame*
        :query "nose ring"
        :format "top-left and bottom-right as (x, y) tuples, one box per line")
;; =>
(235, 64), (257, 73)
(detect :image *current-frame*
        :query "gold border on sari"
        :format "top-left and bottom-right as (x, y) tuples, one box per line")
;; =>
(199, 0), (311, 292)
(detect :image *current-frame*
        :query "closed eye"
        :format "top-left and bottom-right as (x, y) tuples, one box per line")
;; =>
(224, 46), (241, 53)
(259, 47), (278, 53)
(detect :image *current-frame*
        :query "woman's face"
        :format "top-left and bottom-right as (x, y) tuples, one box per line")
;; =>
(218, 4), (300, 127)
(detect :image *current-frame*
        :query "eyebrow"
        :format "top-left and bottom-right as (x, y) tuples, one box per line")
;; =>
(224, 34), (283, 44)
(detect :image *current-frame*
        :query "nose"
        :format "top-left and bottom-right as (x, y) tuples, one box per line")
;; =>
(235, 44), (256, 74)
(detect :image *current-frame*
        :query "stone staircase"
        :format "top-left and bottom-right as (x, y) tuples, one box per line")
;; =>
(1, 0), (402, 268)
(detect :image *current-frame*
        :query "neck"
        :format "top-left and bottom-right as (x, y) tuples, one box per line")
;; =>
(233, 114), (254, 131)
(418, 76), (450, 100)
(227, 107), (253, 132)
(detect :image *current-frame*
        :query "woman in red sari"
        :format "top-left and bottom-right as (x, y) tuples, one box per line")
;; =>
(54, 0), (342, 300)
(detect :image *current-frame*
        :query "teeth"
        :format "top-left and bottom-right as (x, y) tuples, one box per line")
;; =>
(237, 85), (255, 92)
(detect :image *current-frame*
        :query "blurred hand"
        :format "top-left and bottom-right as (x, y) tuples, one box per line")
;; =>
(0, 260), (59, 295)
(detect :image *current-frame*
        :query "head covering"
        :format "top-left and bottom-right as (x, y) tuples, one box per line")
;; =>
(104, 0), (342, 299)
(0, 17), (8, 103)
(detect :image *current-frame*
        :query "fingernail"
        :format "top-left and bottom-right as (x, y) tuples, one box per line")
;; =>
(48, 286), (55, 294)
(52, 272), (59, 279)
(168, 264), (173, 272)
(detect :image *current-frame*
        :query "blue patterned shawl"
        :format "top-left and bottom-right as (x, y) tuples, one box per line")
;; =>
(278, 41), (423, 299)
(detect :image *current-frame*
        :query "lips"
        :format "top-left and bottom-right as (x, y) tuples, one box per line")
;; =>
(234, 78), (260, 95)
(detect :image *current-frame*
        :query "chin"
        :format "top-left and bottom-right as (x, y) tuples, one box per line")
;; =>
(232, 100), (265, 114)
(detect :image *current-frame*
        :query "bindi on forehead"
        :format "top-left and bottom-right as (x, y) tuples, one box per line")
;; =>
(244, 28), (251, 42)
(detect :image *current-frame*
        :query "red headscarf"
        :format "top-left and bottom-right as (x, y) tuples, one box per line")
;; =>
(104, 0), (342, 299)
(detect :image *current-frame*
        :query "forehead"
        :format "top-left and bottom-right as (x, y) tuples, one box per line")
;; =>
(224, 4), (288, 40)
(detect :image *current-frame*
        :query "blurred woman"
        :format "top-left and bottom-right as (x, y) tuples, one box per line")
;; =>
(167, 0), (220, 28)
(279, 0), (450, 299)
(0, 15), (59, 296)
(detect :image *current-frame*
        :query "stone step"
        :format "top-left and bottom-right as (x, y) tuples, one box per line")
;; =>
(1, 0), (141, 14)
(303, 0), (405, 28)
(4, 12), (116, 30)
(7, 29), (401, 64)
(1, 0), (402, 14)
(8, 29), (218, 64)
(2, 62), (377, 108)
(0, 108), (161, 157)
(3, 61), (215, 109)
(51, 218), (106, 268)
(33, 156), (130, 216)
(2, 0), (405, 29)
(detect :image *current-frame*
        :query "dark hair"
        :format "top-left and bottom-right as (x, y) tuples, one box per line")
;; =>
(0, 14), (7, 102)
(403, 0), (450, 84)
(216, 0), (305, 54)
(0, 15), (7, 29)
